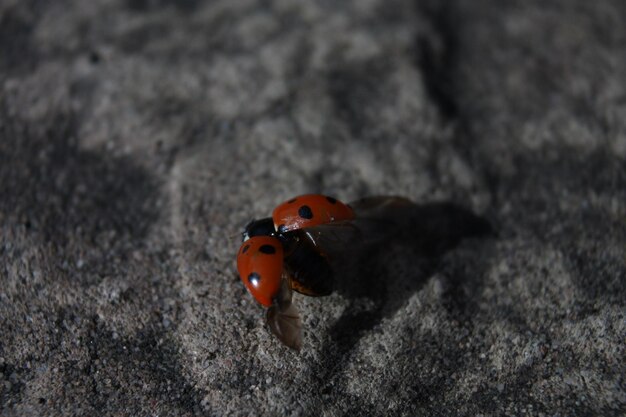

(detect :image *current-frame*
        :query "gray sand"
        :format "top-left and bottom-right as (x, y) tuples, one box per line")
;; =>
(1, 0), (624, 415)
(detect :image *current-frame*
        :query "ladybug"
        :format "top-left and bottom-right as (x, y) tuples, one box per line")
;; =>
(238, 194), (357, 300)
(236, 194), (415, 350)
(236, 194), (358, 350)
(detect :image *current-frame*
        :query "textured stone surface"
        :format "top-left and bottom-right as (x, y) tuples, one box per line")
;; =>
(1, 0), (625, 415)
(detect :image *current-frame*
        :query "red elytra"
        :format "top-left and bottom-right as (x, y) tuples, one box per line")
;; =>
(272, 194), (355, 233)
(236, 236), (284, 307)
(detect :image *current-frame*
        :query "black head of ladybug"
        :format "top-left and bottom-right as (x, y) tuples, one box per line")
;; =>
(242, 217), (276, 242)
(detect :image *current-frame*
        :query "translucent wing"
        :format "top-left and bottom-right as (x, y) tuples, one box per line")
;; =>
(300, 221), (364, 254)
(349, 196), (494, 255)
(349, 196), (417, 224)
(266, 272), (302, 350)
(301, 196), (416, 254)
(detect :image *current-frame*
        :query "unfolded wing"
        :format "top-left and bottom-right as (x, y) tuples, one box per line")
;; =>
(266, 273), (302, 350)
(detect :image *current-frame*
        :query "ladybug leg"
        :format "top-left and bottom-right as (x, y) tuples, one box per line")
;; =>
(266, 272), (302, 350)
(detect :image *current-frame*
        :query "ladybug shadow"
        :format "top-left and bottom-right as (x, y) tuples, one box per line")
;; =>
(323, 202), (494, 358)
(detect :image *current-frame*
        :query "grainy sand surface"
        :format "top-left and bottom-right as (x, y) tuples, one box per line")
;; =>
(1, 0), (625, 415)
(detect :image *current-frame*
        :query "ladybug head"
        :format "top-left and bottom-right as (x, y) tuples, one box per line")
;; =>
(242, 217), (275, 242)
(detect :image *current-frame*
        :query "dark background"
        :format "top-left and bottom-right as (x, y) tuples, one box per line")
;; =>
(1, 0), (624, 415)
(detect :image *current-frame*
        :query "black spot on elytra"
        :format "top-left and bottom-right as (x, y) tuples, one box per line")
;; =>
(241, 244), (250, 254)
(248, 272), (260, 286)
(298, 205), (313, 219)
(259, 244), (276, 254)
(277, 224), (288, 233)
(287, 198), (297, 203)
(244, 217), (275, 239)
(326, 196), (337, 204)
